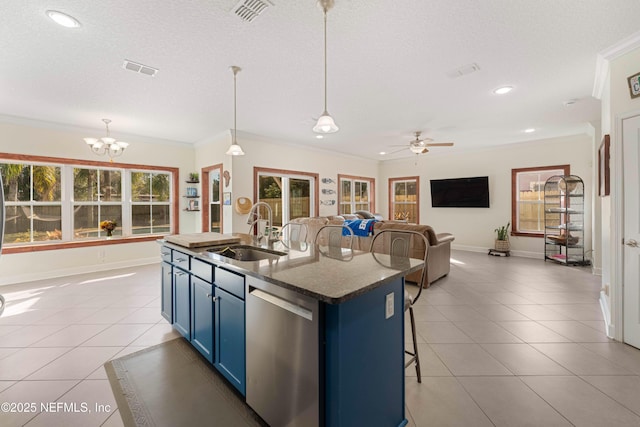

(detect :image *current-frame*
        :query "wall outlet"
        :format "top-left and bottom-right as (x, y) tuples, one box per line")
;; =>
(385, 292), (394, 319)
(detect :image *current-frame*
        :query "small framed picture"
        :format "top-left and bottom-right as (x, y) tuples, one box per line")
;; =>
(598, 134), (610, 197)
(189, 199), (199, 210)
(223, 192), (231, 205)
(627, 72), (640, 99)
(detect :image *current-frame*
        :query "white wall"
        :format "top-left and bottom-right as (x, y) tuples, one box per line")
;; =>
(196, 132), (380, 233)
(379, 134), (594, 258)
(601, 46), (640, 337)
(0, 119), (196, 285)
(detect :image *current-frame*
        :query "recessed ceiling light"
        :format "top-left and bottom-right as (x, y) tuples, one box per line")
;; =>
(315, 135), (324, 139)
(379, 151), (387, 155)
(46, 10), (81, 28)
(493, 86), (513, 95)
(524, 128), (536, 133)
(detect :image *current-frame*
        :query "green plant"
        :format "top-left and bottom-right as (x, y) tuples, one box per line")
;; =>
(189, 172), (199, 182)
(494, 222), (510, 240)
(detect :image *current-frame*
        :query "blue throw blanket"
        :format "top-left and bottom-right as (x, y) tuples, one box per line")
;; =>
(343, 219), (376, 237)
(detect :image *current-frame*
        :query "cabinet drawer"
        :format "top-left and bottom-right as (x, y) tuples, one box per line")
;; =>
(192, 258), (214, 283)
(160, 247), (172, 263)
(216, 268), (245, 300)
(172, 250), (190, 270)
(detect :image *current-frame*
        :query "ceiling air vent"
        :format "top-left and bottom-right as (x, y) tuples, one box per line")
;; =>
(232, 0), (274, 23)
(123, 59), (159, 77)
(446, 63), (480, 79)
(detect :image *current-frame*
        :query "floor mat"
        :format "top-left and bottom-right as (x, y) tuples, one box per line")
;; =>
(105, 338), (265, 427)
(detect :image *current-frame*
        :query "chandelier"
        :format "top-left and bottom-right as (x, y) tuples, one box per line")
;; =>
(83, 119), (129, 162)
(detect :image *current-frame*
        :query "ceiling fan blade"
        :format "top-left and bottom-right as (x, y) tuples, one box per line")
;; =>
(421, 148), (429, 154)
(425, 142), (454, 147)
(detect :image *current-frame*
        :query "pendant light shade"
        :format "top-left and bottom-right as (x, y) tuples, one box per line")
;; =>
(313, 111), (339, 134)
(313, 0), (339, 134)
(226, 65), (245, 156)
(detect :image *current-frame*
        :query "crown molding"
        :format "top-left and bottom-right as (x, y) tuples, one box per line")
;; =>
(593, 30), (640, 99)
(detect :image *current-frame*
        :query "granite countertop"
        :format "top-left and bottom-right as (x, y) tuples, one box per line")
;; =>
(160, 234), (424, 304)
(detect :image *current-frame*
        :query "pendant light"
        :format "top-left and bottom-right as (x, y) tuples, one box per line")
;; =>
(226, 66), (245, 156)
(313, 0), (339, 134)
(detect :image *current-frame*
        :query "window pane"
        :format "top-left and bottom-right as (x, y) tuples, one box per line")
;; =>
(31, 206), (62, 241)
(132, 205), (152, 235)
(342, 180), (351, 202)
(100, 170), (121, 201)
(514, 167), (566, 234)
(152, 173), (170, 202)
(1, 164), (28, 202)
(131, 172), (151, 202)
(101, 205), (122, 237)
(152, 205), (171, 234)
(32, 166), (61, 202)
(74, 206), (99, 238)
(74, 168), (99, 201)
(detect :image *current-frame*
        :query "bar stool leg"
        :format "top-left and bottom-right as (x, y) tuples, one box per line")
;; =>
(408, 305), (421, 383)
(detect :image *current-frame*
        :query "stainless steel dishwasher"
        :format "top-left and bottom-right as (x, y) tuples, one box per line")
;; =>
(246, 276), (320, 427)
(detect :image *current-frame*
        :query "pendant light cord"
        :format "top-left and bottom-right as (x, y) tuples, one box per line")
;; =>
(323, 9), (328, 112)
(233, 70), (237, 143)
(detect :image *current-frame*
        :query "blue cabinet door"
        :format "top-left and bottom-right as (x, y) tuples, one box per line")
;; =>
(173, 269), (191, 340)
(161, 262), (173, 323)
(192, 277), (214, 363)
(215, 287), (246, 395)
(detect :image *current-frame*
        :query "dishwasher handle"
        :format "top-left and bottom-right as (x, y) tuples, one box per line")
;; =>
(249, 288), (313, 321)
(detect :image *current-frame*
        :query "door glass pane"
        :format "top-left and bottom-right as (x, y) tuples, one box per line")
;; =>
(289, 178), (310, 222)
(210, 170), (220, 203)
(259, 176), (282, 226)
(340, 180), (351, 214)
(210, 203), (221, 232)
(209, 169), (221, 232)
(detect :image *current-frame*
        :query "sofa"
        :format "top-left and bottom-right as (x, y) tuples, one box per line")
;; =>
(290, 215), (455, 287)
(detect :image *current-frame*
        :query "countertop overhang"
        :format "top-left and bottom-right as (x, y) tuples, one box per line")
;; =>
(160, 234), (424, 304)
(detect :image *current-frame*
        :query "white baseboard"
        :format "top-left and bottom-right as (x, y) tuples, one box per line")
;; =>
(0, 257), (159, 286)
(599, 292), (615, 338)
(451, 244), (542, 259)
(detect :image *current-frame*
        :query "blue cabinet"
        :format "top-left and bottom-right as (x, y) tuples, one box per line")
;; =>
(173, 268), (191, 340)
(192, 276), (214, 363)
(215, 286), (246, 395)
(161, 262), (173, 323)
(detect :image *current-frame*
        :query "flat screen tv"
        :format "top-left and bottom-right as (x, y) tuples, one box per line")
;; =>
(430, 176), (490, 208)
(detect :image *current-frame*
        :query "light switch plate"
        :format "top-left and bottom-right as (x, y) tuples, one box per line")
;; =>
(385, 292), (394, 319)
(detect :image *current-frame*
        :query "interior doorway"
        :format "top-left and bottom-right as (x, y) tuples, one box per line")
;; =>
(202, 164), (223, 233)
(622, 114), (640, 349)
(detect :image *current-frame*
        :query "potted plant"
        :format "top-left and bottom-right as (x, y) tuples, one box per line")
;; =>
(189, 172), (199, 183)
(494, 222), (510, 251)
(100, 220), (117, 239)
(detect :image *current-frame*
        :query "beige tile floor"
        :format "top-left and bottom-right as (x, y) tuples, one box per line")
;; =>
(0, 251), (638, 426)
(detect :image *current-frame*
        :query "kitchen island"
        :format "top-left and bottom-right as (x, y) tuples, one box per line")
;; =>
(160, 233), (423, 427)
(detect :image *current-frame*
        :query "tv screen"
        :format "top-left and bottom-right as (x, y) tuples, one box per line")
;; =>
(430, 176), (490, 208)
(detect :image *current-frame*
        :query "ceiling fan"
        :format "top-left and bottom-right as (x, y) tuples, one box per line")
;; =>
(389, 131), (454, 155)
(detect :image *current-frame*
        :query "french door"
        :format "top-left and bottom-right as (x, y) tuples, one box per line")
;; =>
(255, 168), (317, 227)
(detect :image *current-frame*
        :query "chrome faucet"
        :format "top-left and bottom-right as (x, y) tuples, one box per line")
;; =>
(246, 202), (275, 242)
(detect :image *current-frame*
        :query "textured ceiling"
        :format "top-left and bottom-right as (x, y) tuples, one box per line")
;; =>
(1, 0), (639, 160)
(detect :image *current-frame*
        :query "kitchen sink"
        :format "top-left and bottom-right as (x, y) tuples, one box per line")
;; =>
(207, 245), (287, 262)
